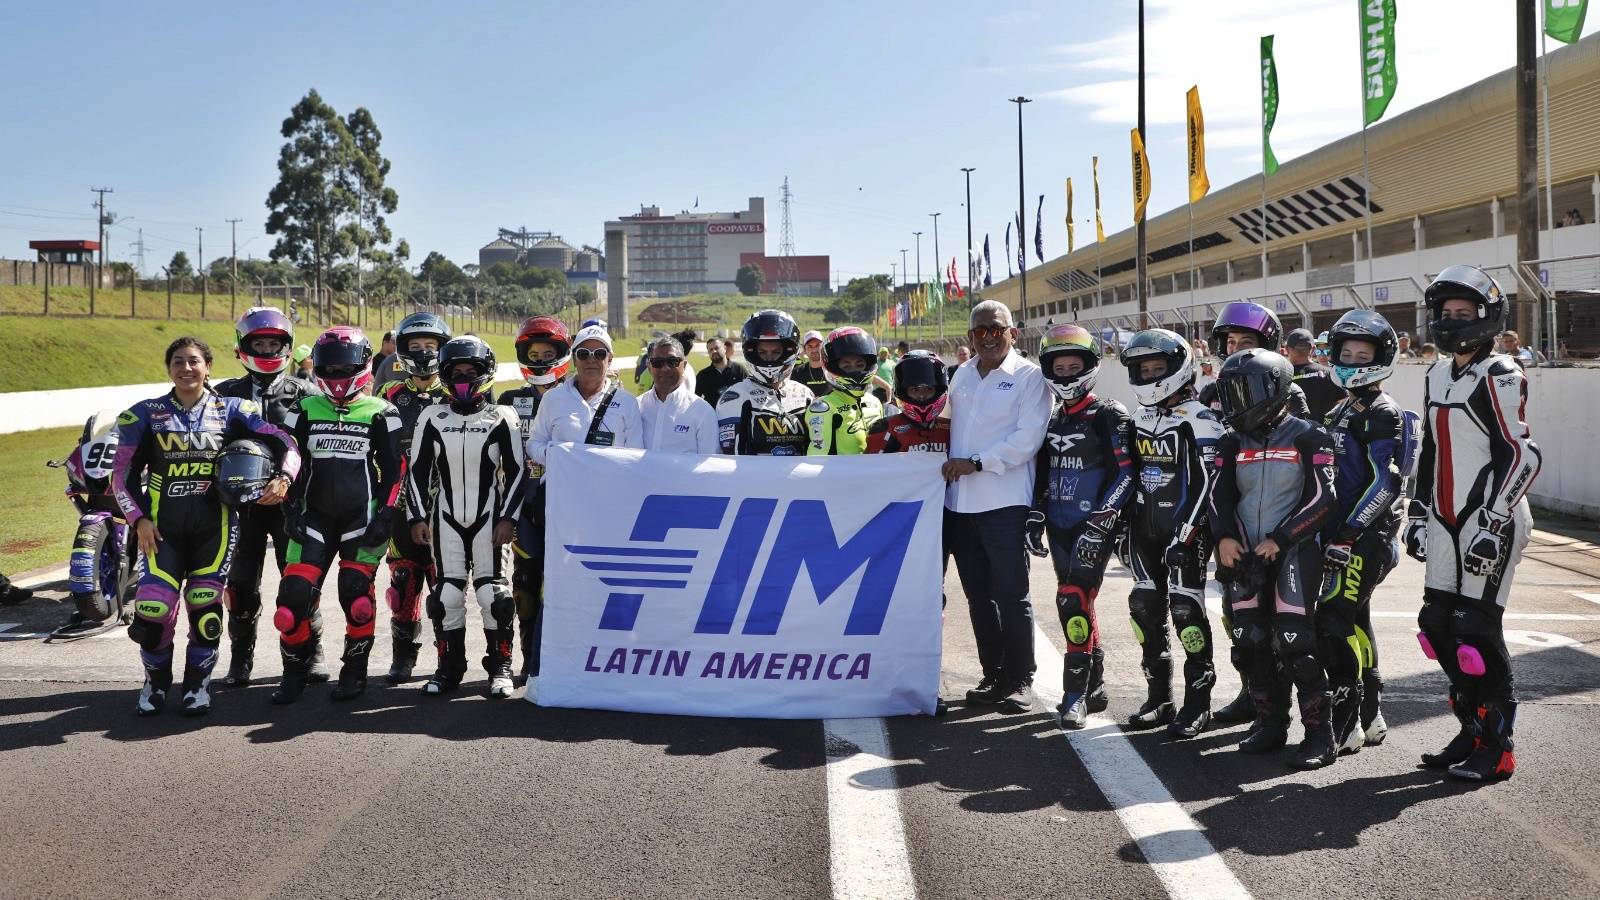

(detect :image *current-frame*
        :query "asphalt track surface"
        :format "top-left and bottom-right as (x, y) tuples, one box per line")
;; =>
(5, 520), (1600, 899)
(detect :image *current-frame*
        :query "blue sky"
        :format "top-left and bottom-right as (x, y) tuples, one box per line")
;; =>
(1, 1), (1593, 286)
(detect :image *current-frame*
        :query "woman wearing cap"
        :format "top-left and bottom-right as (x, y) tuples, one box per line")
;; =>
(526, 324), (644, 464)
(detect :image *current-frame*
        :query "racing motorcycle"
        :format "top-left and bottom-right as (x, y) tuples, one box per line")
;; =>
(45, 410), (137, 640)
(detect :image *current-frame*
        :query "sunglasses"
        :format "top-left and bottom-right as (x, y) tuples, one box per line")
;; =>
(969, 324), (1009, 339)
(648, 357), (683, 369)
(573, 347), (610, 361)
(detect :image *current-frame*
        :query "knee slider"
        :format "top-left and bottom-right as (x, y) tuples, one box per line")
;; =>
(1416, 632), (1438, 660)
(490, 587), (515, 627)
(127, 617), (163, 651)
(1288, 652), (1324, 686)
(1456, 645), (1488, 677)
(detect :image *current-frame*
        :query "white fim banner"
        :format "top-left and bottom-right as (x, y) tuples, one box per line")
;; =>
(539, 444), (945, 719)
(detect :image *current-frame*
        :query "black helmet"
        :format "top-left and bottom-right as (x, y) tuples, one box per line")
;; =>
(1425, 265), (1508, 354)
(1209, 301), (1284, 357)
(1122, 328), (1196, 406)
(213, 439), (277, 508)
(741, 309), (801, 384)
(893, 350), (948, 425)
(395, 312), (452, 377)
(1328, 308), (1398, 389)
(822, 326), (878, 396)
(439, 335), (497, 405)
(1217, 348), (1294, 437)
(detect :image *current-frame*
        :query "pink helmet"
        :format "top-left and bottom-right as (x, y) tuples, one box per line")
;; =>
(312, 326), (373, 402)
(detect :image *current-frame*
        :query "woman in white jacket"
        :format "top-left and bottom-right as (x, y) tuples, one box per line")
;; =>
(525, 325), (645, 468)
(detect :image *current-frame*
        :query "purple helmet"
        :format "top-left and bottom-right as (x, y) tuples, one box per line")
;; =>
(235, 306), (295, 376)
(1208, 301), (1283, 358)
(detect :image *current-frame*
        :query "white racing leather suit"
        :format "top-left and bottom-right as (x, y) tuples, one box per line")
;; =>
(716, 377), (813, 456)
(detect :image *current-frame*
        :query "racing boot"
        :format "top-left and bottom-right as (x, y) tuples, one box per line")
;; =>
(179, 667), (213, 717)
(1056, 651), (1093, 730)
(223, 610), (259, 688)
(136, 660), (172, 717)
(1421, 688), (1480, 769)
(484, 628), (515, 699)
(307, 606), (331, 683)
(271, 645), (315, 705)
(1127, 658), (1174, 729)
(387, 620), (422, 684)
(1331, 677), (1365, 755)
(1287, 690), (1337, 770)
(330, 636), (372, 701)
(423, 629), (467, 696)
(1168, 662), (1215, 740)
(1361, 668), (1388, 746)
(1213, 681), (1255, 725)
(1086, 647), (1109, 713)
(518, 623), (538, 681)
(1450, 699), (1516, 783)
(1238, 678), (1291, 754)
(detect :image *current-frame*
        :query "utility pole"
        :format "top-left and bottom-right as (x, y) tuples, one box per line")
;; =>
(960, 167), (975, 300)
(196, 226), (206, 318)
(1515, 0), (1538, 339)
(1136, 0), (1149, 317)
(930, 212), (942, 340)
(227, 217), (242, 318)
(1009, 96), (1032, 328)
(91, 186), (113, 316)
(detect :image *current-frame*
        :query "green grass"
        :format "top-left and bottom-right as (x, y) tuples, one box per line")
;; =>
(0, 424), (80, 573)
(2, 314), (519, 393)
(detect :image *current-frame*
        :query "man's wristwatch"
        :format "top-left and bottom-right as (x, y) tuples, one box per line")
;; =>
(969, 454), (983, 472)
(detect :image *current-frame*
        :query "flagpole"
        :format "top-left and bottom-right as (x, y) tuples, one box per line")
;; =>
(1539, 0), (1559, 358)
(1135, 0), (1148, 319)
(1010, 96), (1032, 329)
(1362, 129), (1375, 288)
(1259, 74), (1269, 293)
(1188, 203), (1196, 330)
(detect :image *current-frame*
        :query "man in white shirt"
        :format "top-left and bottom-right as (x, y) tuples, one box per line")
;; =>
(525, 325), (645, 469)
(638, 335), (718, 454)
(941, 300), (1053, 713)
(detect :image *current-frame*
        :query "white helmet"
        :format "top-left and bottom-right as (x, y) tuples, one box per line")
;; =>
(1121, 328), (1196, 406)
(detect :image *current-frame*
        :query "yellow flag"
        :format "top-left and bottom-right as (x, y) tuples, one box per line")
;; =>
(1186, 85), (1210, 204)
(1131, 128), (1151, 224)
(1092, 156), (1105, 243)
(1065, 178), (1075, 254)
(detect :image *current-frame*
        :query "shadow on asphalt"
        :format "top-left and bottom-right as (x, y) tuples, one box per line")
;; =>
(1100, 643), (1600, 860)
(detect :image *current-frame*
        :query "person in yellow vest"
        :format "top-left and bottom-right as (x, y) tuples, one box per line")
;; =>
(806, 327), (883, 456)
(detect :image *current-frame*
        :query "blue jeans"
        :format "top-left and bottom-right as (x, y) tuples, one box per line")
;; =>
(947, 505), (1035, 687)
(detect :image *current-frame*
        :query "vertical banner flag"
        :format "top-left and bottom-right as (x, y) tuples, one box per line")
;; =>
(1360, 0), (1398, 126)
(1004, 223), (1013, 278)
(983, 234), (993, 286)
(1015, 212), (1025, 269)
(1546, 0), (1588, 42)
(1131, 128), (1152, 224)
(1261, 35), (1281, 176)
(539, 446), (946, 719)
(1065, 178), (1076, 253)
(1034, 194), (1045, 262)
(1092, 156), (1106, 243)
(1186, 85), (1210, 203)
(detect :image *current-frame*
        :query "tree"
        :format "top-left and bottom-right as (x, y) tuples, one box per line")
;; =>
(735, 263), (765, 296)
(418, 251), (465, 286)
(265, 88), (400, 295)
(167, 251), (193, 279)
(824, 274), (890, 324)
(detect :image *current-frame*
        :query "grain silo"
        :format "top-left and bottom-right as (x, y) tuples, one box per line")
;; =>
(526, 238), (575, 272)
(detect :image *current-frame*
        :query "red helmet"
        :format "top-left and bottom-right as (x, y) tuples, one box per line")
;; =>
(515, 316), (572, 385)
(234, 307), (294, 376)
(312, 326), (373, 402)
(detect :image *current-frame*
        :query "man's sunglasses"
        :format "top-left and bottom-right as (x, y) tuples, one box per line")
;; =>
(969, 324), (1009, 339)
(648, 357), (683, 369)
(573, 348), (610, 361)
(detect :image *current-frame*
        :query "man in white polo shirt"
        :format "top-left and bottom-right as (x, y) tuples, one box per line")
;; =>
(941, 299), (1053, 713)
(639, 334), (718, 453)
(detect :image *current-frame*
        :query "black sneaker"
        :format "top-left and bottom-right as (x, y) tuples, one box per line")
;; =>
(965, 677), (1004, 705)
(1057, 692), (1089, 730)
(994, 683), (1035, 715)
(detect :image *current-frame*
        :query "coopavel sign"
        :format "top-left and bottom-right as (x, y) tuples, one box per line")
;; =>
(539, 445), (944, 718)
(706, 222), (764, 234)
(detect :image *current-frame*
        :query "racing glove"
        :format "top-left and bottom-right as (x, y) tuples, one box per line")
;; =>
(1403, 500), (1428, 562)
(1024, 510), (1049, 559)
(1114, 528), (1133, 571)
(361, 506), (398, 549)
(1324, 542), (1353, 569)
(1463, 509), (1511, 579)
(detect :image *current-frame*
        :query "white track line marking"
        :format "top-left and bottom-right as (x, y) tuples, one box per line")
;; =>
(12, 566), (69, 589)
(1033, 625), (1252, 900)
(1568, 592), (1600, 608)
(824, 716), (917, 900)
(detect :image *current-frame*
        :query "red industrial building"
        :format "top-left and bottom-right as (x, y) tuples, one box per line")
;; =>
(738, 252), (831, 295)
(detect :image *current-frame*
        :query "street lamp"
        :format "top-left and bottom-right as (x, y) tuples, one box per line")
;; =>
(1009, 96), (1031, 330)
(930, 212), (942, 340)
(959, 168), (975, 299)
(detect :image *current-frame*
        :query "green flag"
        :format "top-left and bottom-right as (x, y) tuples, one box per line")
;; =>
(1359, 0), (1398, 126)
(1260, 35), (1280, 176)
(1546, 0), (1588, 43)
